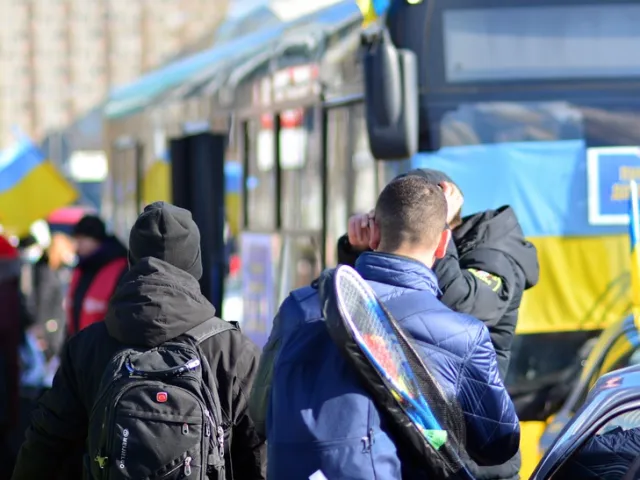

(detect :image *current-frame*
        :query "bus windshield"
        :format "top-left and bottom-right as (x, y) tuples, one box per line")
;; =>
(436, 100), (640, 150)
(442, 3), (640, 84)
(396, 0), (640, 416)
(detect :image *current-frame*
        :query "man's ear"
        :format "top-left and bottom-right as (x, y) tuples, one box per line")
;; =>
(369, 218), (381, 250)
(434, 229), (451, 259)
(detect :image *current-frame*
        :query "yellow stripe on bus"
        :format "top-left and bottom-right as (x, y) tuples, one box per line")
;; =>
(518, 235), (630, 334)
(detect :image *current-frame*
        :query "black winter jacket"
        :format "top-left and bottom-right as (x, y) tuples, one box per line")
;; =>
(11, 257), (266, 480)
(338, 206), (539, 380)
(337, 207), (537, 480)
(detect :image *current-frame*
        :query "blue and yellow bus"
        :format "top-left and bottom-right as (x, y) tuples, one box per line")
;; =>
(103, 0), (640, 474)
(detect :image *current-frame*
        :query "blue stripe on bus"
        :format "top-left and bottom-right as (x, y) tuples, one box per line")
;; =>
(412, 140), (626, 238)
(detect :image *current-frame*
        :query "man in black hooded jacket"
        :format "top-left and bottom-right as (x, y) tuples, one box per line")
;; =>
(11, 202), (266, 479)
(338, 168), (540, 380)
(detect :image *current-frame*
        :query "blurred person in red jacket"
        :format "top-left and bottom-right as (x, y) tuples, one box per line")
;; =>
(66, 215), (127, 337)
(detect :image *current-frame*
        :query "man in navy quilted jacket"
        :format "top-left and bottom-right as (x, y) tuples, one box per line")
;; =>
(250, 175), (520, 479)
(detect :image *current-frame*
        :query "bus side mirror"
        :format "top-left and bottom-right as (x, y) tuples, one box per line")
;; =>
(362, 26), (418, 160)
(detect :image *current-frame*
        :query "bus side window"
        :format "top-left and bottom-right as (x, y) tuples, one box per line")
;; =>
(629, 349), (640, 366)
(597, 335), (638, 382)
(246, 118), (277, 230)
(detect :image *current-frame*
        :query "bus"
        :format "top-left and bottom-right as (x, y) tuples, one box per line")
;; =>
(103, 0), (640, 475)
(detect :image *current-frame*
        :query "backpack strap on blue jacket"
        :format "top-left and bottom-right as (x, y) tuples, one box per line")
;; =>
(185, 317), (237, 345)
(311, 268), (335, 291)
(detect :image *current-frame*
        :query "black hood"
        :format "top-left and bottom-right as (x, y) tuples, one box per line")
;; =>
(77, 235), (127, 272)
(105, 256), (215, 348)
(454, 206), (539, 289)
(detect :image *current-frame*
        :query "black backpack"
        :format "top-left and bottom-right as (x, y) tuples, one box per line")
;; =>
(86, 318), (236, 480)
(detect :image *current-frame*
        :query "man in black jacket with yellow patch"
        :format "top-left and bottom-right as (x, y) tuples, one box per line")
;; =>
(337, 170), (538, 479)
(12, 202), (266, 480)
(338, 168), (540, 381)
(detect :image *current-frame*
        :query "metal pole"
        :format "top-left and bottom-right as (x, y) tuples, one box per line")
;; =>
(630, 180), (639, 246)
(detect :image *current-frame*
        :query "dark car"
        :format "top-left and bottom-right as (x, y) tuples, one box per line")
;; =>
(531, 364), (640, 480)
(535, 315), (640, 458)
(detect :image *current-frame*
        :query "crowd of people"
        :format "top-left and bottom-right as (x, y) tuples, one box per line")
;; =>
(2, 169), (637, 479)
(0, 213), (129, 476)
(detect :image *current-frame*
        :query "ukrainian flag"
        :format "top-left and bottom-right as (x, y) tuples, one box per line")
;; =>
(142, 158), (171, 206)
(629, 180), (640, 313)
(0, 136), (77, 237)
(356, 0), (390, 25)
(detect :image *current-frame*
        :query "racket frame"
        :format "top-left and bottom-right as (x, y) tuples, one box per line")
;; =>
(324, 264), (474, 480)
(334, 268), (442, 432)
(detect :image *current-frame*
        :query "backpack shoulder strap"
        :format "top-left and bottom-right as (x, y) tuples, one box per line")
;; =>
(185, 317), (236, 345)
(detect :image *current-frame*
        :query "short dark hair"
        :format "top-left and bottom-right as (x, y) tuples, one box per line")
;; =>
(375, 176), (447, 252)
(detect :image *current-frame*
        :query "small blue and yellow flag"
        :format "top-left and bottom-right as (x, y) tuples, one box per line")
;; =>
(0, 135), (77, 237)
(142, 158), (171, 206)
(628, 180), (640, 313)
(356, 0), (391, 26)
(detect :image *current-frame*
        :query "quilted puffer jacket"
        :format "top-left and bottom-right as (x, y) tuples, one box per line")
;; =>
(252, 252), (520, 478)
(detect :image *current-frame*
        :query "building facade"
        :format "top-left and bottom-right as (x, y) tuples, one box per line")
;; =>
(0, 0), (225, 148)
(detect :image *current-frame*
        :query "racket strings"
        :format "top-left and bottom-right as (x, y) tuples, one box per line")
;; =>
(329, 266), (474, 479)
(390, 318), (467, 448)
(339, 272), (466, 448)
(340, 280), (422, 401)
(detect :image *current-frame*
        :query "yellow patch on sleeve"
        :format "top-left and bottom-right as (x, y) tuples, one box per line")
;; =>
(468, 268), (503, 292)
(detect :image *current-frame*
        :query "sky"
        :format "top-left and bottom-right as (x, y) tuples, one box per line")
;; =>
(227, 0), (345, 21)
(228, 0), (269, 19)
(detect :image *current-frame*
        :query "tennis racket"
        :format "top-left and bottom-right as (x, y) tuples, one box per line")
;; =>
(319, 265), (472, 479)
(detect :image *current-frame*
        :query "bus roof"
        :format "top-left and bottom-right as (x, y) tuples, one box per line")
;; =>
(104, 0), (361, 120)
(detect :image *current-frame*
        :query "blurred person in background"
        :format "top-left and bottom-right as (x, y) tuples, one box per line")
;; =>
(0, 235), (35, 478)
(32, 232), (75, 362)
(66, 215), (127, 337)
(19, 221), (75, 365)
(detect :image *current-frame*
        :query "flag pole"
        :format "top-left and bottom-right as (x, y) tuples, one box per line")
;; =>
(631, 181), (639, 243)
(630, 180), (640, 317)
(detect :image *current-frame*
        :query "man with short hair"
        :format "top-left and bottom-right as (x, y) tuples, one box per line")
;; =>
(12, 202), (266, 479)
(339, 168), (539, 381)
(252, 176), (519, 479)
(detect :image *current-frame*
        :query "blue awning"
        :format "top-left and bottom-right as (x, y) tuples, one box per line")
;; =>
(104, 0), (361, 119)
(105, 27), (284, 119)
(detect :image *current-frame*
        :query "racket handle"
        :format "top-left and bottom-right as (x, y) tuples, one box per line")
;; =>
(402, 391), (441, 430)
(416, 403), (441, 430)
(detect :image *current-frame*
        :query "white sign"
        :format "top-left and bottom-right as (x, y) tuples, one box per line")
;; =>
(586, 146), (640, 226)
(280, 128), (307, 170)
(257, 129), (275, 171)
(68, 151), (108, 182)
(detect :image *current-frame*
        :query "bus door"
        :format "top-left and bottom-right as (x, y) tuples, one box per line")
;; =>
(110, 137), (143, 241)
(324, 103), (380, 266)
(240, 107), (323, 348)
(169, 132), (227, 314)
